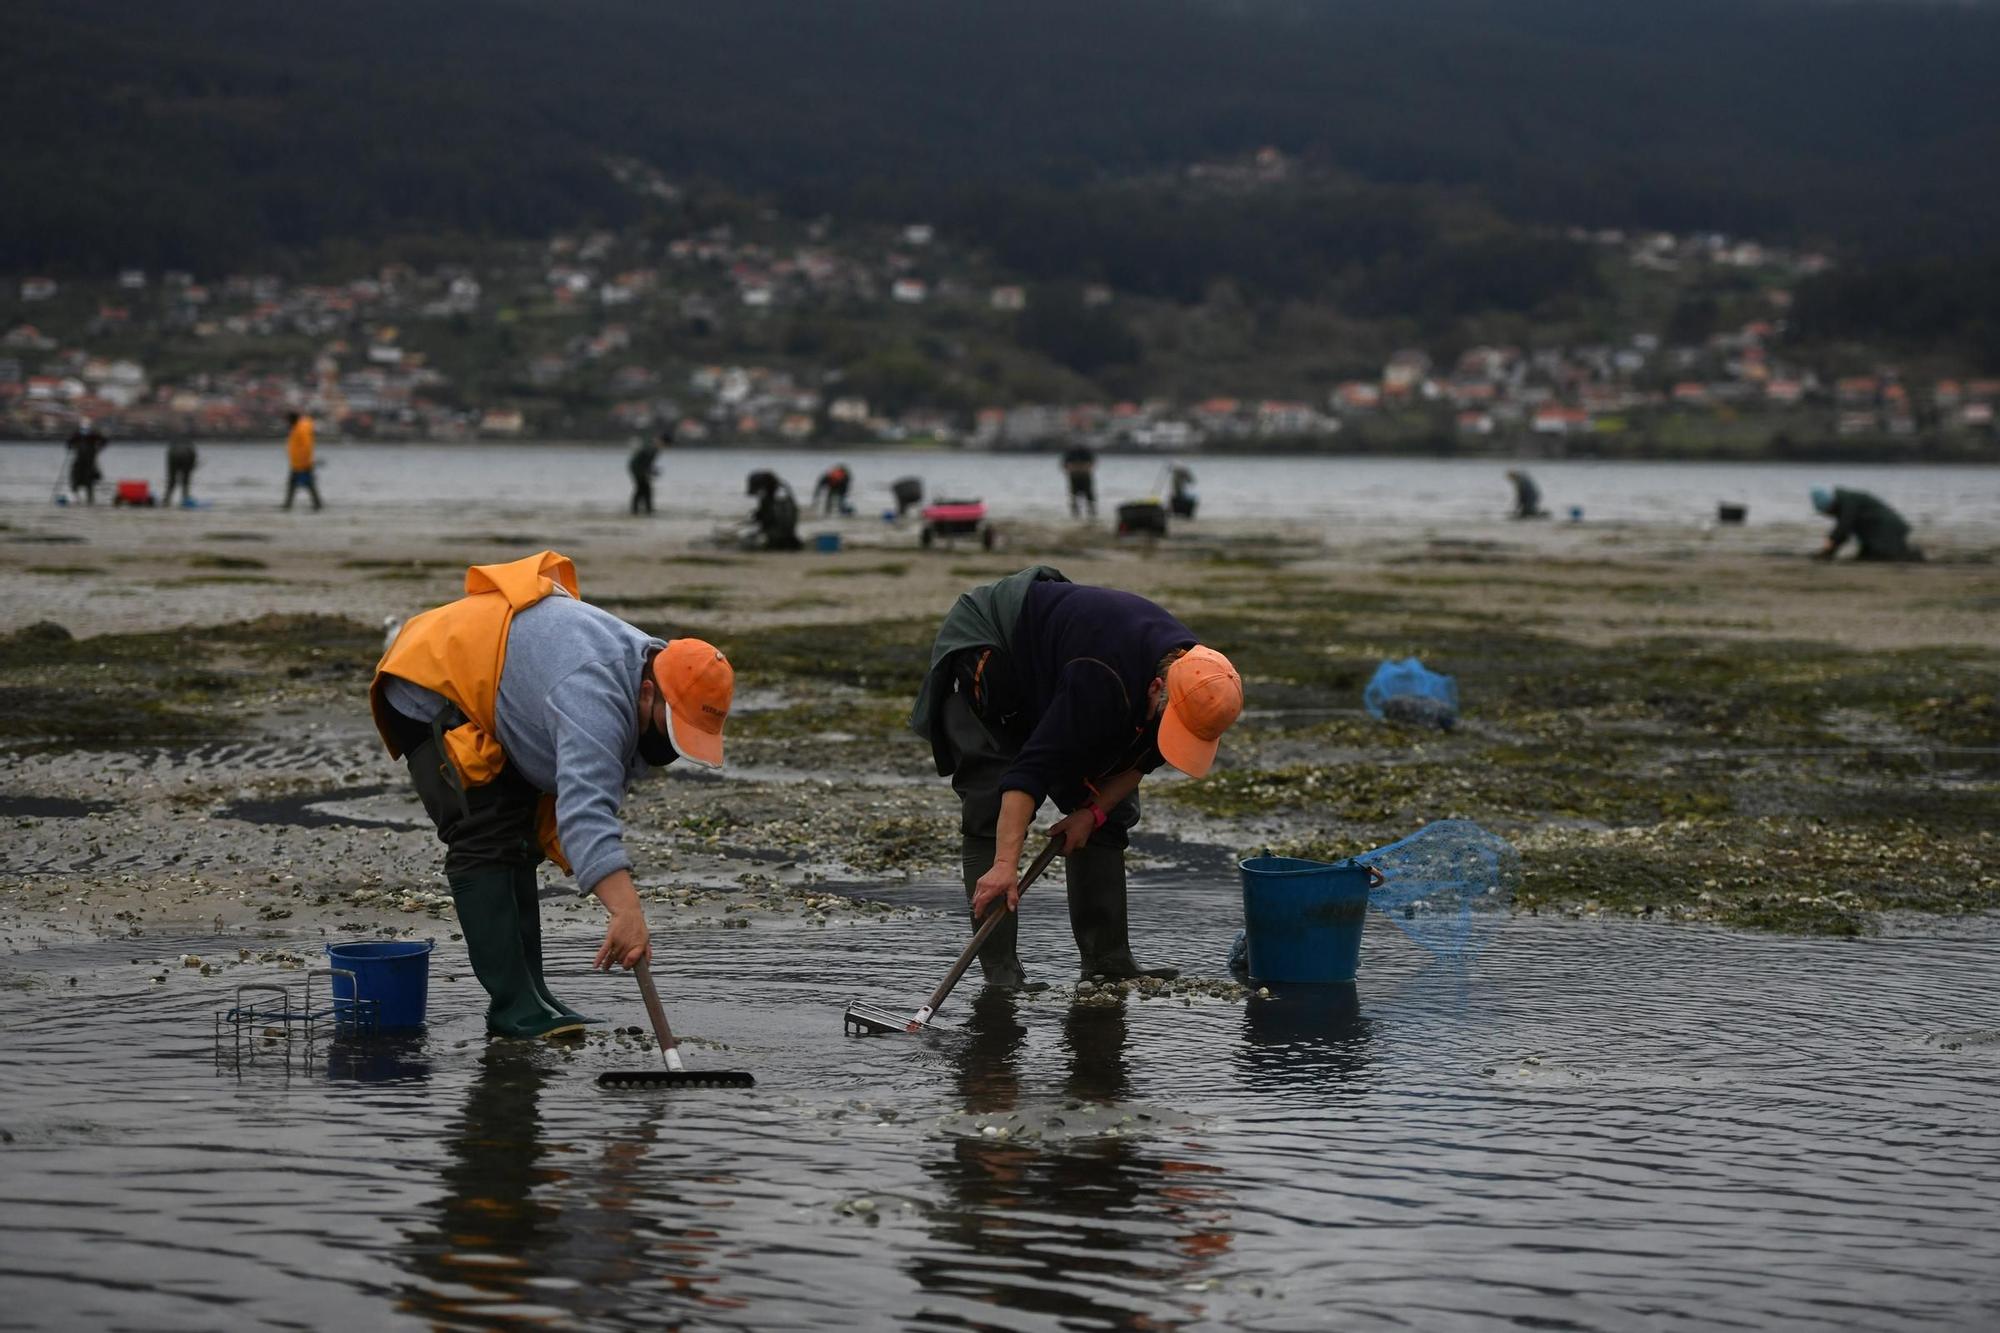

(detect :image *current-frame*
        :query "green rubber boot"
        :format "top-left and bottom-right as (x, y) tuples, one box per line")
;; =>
(510, 865), (602, 1026)
(1064, 844), (1178, 981)
(450, 868), (584, 1039)
(962, 835), (1033, 990)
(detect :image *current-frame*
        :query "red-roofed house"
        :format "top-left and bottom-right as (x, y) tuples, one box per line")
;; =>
(1532, 405), (1590, 435)
(1333, 381), (1380, 411)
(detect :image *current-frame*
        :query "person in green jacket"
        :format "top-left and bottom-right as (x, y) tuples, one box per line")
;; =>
(1811, 487), (1923, 562)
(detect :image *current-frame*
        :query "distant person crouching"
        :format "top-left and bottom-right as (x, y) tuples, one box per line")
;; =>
(813, 463), (853, 516)
(1506, 469), (1546, 519)
(745, 470), (803, 550)
(1811, 487), (1923, 562)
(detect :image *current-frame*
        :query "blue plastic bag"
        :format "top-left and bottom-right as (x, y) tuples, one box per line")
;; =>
(1363, 656), (1459, 729)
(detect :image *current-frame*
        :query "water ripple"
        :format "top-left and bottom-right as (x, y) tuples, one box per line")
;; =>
(1, 900), (1997, 1330)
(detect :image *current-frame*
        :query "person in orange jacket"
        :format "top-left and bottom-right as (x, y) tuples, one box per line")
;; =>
(283, 410), (322, 511)
(372, 551), (735, 1038)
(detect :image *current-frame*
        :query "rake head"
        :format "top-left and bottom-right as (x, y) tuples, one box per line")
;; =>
(843, 1000), (923, 1037)
(596, 1069), (756, 1090)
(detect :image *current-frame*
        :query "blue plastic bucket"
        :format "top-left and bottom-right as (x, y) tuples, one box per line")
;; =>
(814, 532), (842, 553)
(325, 940), (433, 1029)
(1239, 856), (1372, 983)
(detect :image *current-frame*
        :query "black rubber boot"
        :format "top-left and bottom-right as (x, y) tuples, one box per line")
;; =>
(962, 835), (1033, 990)
(1064, 844), (1178, 981)
(450, 868), (584, 1039)
(511, 865), (602, 1026)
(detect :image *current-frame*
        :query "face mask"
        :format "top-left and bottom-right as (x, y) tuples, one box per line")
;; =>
(638, 725), (680, 767)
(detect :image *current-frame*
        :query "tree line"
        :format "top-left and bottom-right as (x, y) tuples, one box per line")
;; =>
(4, 0), (1998, 356)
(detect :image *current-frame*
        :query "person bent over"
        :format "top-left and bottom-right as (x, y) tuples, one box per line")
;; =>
(813, 463), (853, 516)
(1811, 486), (1922, 562)
(371, 550), (733, 1038)
(910, 566), (1245, 987)
(1506, 469), (1545, 519)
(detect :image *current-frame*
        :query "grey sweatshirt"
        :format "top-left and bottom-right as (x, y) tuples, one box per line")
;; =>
(383, 591), (663, 892)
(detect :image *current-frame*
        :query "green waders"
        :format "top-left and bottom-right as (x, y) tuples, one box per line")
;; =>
(1064, 844), (1177, 982)
(510, 863), (599, 1026)
(396, 710), (600, 1039)
(944, 690), (1177, 987)
(450, 868), (585, 1039)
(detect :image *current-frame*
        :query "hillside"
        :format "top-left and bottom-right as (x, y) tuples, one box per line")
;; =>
(6, 0), (2000, 275)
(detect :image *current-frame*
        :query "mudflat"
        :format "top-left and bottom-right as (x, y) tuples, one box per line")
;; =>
(2, 498), (1996, 956)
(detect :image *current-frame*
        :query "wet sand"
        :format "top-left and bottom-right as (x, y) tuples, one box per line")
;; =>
(2, 496), (1997, 958)
(4, 495), (2000, 1329)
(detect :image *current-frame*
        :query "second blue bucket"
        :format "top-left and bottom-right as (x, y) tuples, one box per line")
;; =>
(326, 940), (433, 1029)
(1239, 855), (1373, 983)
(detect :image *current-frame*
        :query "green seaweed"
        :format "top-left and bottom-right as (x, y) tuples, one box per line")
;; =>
(0, 613), (380, 745)
(592, 588), (725, 612)
(804, 561), (913, 579)
(686, 616), (937, 694)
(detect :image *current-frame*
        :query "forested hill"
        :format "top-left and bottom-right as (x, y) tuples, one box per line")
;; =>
(5, 0), (2000, 273)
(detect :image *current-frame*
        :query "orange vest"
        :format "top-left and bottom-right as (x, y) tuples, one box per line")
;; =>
(287, 417), (315, 471)
(369, 550), (577, 871)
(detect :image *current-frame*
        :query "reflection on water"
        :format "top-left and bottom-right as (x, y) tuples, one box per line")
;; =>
(1237, 981), (1373, 1095)
(398, 1045), (569, 1325)
(2, 905), (1998, 1329)
(912, 995), (1235, 1331)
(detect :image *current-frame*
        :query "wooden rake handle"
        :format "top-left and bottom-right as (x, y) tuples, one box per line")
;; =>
(919, 833), (1064, 1020)
(634, 958), (687, 1072)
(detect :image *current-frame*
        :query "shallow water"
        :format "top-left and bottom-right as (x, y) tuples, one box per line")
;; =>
(5, 442), (1998, 534)
(3, 881), (1998, 1331)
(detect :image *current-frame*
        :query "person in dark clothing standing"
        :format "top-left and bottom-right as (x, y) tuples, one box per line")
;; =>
(1061, 445), (1098, 518)
(1506, 469), (1545, 519)
(1812, 487), (1923, 561)
(628, 433), (662, 515)
(64, 422), (108, 505)
(163, 439), (198, 507)
(909, 567), (1245, 987)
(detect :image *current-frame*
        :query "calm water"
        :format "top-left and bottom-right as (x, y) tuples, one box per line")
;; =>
(3, 870), (1997, 1331)
(4, 443), (1998, 533)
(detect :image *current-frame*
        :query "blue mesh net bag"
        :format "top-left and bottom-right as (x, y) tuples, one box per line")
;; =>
(1363, 657), (1459, 730)
(1355, 820), (1517, 959)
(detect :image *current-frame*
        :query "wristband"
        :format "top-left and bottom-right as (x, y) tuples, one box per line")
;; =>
(1086, 801), (1107, 830)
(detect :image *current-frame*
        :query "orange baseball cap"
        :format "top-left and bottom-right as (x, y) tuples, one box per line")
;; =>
(1157, 645), (1243, 778)
(651, 638), (733, 769)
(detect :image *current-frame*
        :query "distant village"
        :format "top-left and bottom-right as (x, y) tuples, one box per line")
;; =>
(4, 200), (1996, 453)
